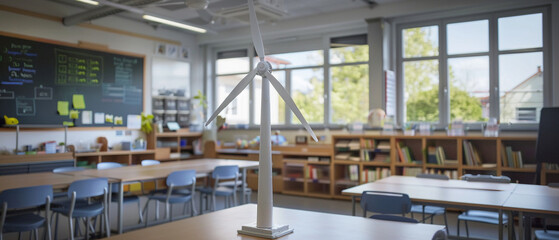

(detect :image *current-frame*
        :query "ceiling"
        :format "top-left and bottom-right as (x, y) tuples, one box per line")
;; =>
(45, 0), (401, 33)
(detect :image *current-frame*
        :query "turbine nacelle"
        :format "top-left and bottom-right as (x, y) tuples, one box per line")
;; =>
(257, 61), (272, 76)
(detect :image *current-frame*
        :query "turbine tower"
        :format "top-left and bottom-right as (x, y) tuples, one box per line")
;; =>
(205, 0), (317, 238)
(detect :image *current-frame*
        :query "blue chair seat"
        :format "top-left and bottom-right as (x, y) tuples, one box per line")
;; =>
(535, 230), (559, 240)
(458, 213), (508, 225)
(411, 205), (445, 215)
(197, 186), (234, 197)
(370, 214), (419, 223)
(3, 214), (45, 232)
(148, 194), (193, 204)
(53, 202), (105, 218)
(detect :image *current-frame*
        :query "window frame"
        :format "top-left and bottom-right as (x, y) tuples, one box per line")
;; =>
(395, 6), (550, 130)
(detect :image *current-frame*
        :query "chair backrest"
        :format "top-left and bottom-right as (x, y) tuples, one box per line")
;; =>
(166, 170), (197, 187)
(548, 182), (559, 188)
(67, 178), (108, 199)
(53, 167), (86, 173)
(417, 173), (449, 180)
(536, 107), (559, 184)
(97, 162), (123, 170)
(212, 165), (239, 180)
(461, 174), (511, 183)
(0, 185), (53, 209)
(141, 160), (160, 166)
(360, 191), (412, 217)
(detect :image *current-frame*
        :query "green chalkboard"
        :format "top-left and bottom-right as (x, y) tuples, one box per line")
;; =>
(0, 33), (144, 127)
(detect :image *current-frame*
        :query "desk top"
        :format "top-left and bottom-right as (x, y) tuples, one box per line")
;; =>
(102, 204), (444, 240)
(503, 184), (559, 214)
(376, 176), (516, 191)
(60, 159), (259, 182)
(342, 182), (512, 208)
(0, 172), (91, 192)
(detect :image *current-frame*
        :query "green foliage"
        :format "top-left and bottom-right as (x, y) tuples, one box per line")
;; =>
(292, 76), (324, 123)
(404, 27), (484, 122)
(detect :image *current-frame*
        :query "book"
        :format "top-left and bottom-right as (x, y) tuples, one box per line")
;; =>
(376, 141), (391, 150)
(348, 165), (359, 181)
(506, 146), (514, 168)
(501, 144), (508, 167)
(426, 146), (438, 164)
(348, 140), (361, 150)
(396, 141), (406, 163)
(335, 152), (351, 160)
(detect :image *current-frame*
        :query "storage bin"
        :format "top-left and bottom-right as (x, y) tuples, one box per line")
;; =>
(152, 96), (165, 110)
(176, 97), (190, 111)
(177, 111), (190, 127)
(164, 96), (177, 110)
(153, 110), (165, 123)
(164, 110), (177, 124)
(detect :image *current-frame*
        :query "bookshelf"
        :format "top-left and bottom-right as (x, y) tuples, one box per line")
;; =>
(147, 127), (203, 161)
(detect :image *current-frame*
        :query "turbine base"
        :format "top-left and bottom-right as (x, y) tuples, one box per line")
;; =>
(238, 223), (293, 239)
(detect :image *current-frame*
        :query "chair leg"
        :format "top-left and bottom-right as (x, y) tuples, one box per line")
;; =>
(54, 213), (59, 240)
(33, 229), (38, 240)
(212, 194), (216, 211)
(443, 212), (449, 235)
(465, 221), (470, 238)
(145, 200), (150, 228)
(165, 201), (170, 220)
(68, 217), (74, 240)
(137, 200), (144, 223)
(85, 218), (90, 240)
(191, 199), (196, 217)
(169, 204), (173, 222)
(457, 219), (460, 238)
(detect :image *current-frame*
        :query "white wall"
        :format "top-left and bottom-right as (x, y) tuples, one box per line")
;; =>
(0, 1), (201, 152)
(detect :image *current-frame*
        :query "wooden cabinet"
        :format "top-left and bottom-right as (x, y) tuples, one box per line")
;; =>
(147, 127), (203, 161)
(278, 145), (332, 198)
(74, 150), (156, 166)
(0, 153), (74, 175)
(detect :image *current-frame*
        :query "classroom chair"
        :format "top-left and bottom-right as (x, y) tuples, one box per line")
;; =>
(144, 170), (197, 227)
(360, 190), (419, 223)
(52, 167), (86, 201)
(535, 107), (559, 185)
(0, 185), (53, 240)
(410, 174), (449, 234)
(97, 162), (144, 223)
(217, 171), (252, 204)
(52, 178), (110, 240)
(457, 174), (513, 239)
(196, 165), (239, 212)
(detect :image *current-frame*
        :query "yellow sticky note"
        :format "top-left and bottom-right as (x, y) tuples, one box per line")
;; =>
(57, 101), (69, 116)
(114, 116), (123, 125)
(70, 110), (79, 119)
(63, 121), (74, 127)
(106, 114), (113, 123)
(73, 94), (86, 109)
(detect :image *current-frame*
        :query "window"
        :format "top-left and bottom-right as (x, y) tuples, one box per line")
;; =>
(216, 50), (250, 125)
(398, 9), (548, 126)
(214, 34), (369, 128)
(330, 34), (369, 124)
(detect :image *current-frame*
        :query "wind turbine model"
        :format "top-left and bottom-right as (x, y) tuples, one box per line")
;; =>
(205, 0), (317, 238)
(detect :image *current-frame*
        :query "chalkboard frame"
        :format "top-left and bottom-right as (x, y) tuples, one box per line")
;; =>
(0, 31), (146, 128)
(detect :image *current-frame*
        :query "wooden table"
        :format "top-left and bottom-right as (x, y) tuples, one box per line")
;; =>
(503, 184), (559, 239)
(0, 171), (92, 192)
(342, 176), (516, 240)
(59, 159), (259, 234)
(102, 204), (445, 240)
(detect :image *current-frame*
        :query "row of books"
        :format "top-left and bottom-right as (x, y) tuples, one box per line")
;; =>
(361, 168), (391, 183)
(426, 146), (458, 165)
(500, 144), (531, 168)
(402, 167), (423, 176)
(334, 140), (361, 150)
(425, 168), (459, 179)
(463, 140), (483, 166)
(305, 165), (329, 180)
(396, 141), (418, 163)
(308, 156), (331, 163)
(360, 150), (390, 162)
(348, 165), (359, 181)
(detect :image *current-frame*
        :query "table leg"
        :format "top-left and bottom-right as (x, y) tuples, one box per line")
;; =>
(118, 182), (124, 234)
(499, 209), (503, 240)
(508, 211), (513, 240)
(351, 196), (356, 216)
(518, 211), (524, 240)
(241, 168), (247, 205)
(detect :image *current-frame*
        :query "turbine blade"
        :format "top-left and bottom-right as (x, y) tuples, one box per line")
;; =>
(248, 0), (265, 61)
(205, 68), (258, 126)
(266, 72), (318, 142)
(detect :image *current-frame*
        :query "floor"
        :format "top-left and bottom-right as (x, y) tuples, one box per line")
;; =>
(3, 191), (553, 239)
